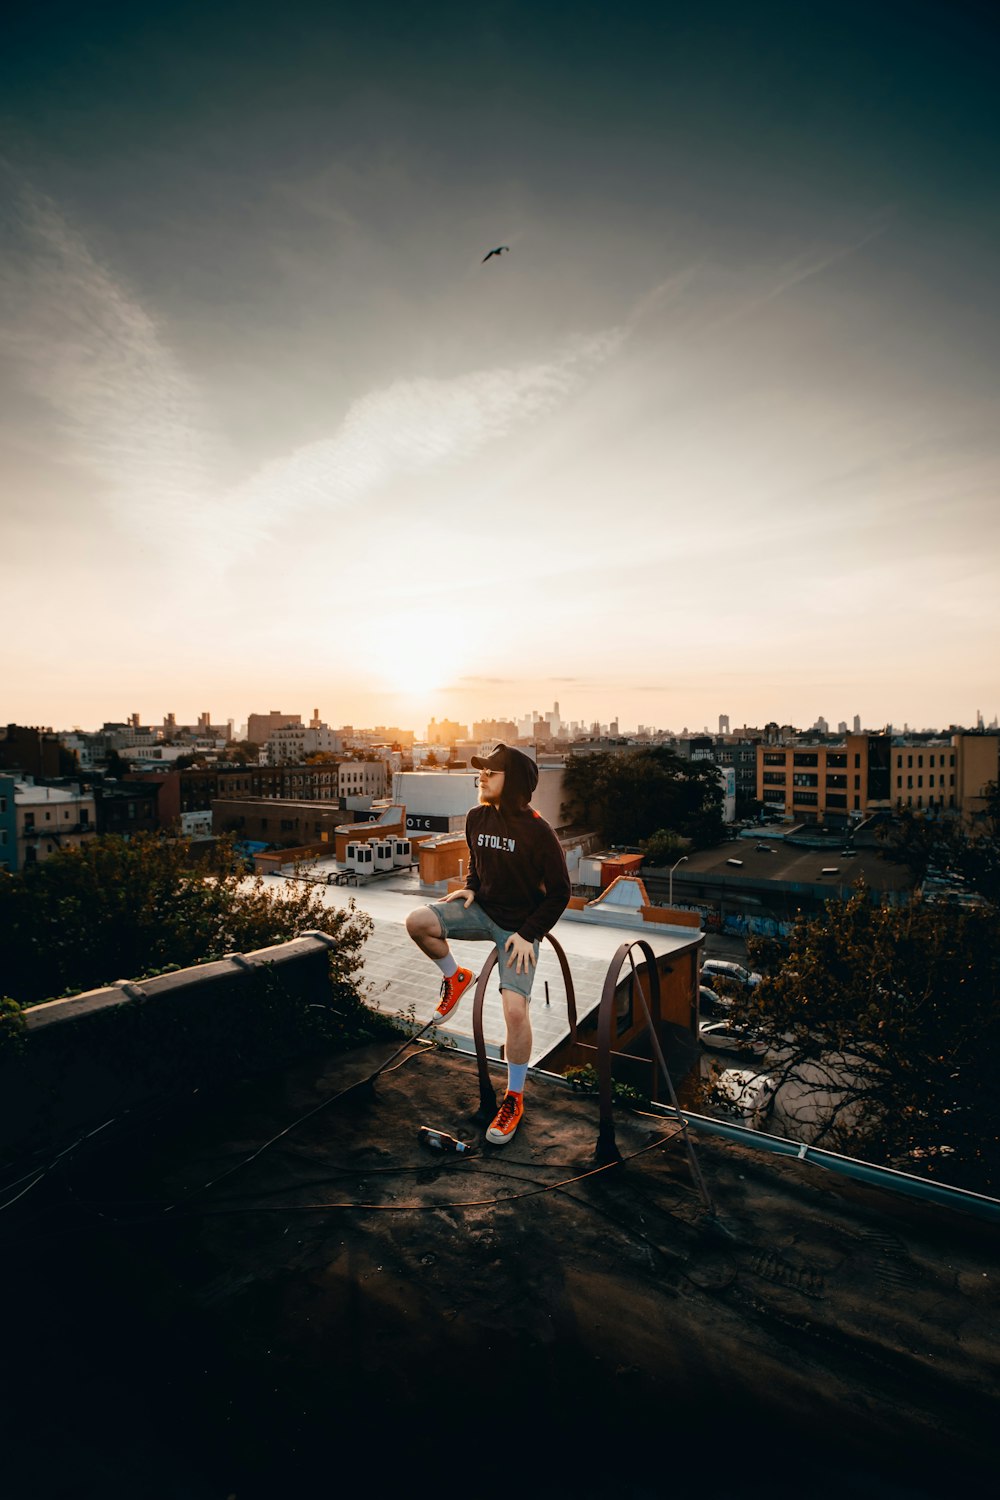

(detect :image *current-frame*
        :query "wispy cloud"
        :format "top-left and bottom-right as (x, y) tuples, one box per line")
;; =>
(1, 182), (624, 563)
(0, 184), (220, 534)
(222, 326), (624, 553)
(701, 214), (896, 335)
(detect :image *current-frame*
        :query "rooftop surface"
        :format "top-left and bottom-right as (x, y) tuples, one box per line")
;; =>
(7, 868), (994, 1498)
(276, 866), (701, 1062)
(5, 1036), (997, 1500)
(659, 837), (913, 893)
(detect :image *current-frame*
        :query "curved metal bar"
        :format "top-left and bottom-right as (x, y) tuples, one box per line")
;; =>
(626, 954), (710, 1212)
(595, 942), (632, 1164)
(470, 931), (580, 1123)
(471, 948), (500, 1120)
(543, 932), (578, 1042)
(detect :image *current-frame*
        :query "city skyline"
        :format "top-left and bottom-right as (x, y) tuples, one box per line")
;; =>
(3, 2), (999, 732)
(16, 696), (997, 742)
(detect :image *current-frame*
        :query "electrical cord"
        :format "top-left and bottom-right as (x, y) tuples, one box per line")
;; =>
(74, 1130), (682, 1223)
(56, 1115), (739, 1292)
(159, 1040), (430, 1212)
(107, 1133), (737, 1290)
(0, 1117), (117, 1215)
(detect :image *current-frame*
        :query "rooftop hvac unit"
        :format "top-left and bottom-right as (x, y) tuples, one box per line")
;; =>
(346, 841), (375, 875)
(372, 839), (394, 872)
(391, 837), (412, 867)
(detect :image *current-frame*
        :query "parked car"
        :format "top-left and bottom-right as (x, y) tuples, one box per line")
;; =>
(698, 985), (731, 1016)
(702, 959), (762, 989)
(699, 1020), (766, 1056)
(713, 1067), (778, 1123)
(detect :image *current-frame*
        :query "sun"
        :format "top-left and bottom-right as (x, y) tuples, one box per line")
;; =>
(366, 609), (465, 699)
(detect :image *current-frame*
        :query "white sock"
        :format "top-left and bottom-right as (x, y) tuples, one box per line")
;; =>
(507, 1062), (528, 1095)
(434, 954), (458, 978)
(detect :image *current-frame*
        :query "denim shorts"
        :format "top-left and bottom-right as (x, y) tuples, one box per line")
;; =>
(429, 898), (540, 1000)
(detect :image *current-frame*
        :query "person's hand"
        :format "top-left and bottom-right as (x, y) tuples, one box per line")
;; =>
(504, 933), (536, 975)
(441, 887), (476, 907)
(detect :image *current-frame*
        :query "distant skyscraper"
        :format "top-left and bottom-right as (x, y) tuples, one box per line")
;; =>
(853, 714), (861, 733)
(837, 721), (847, 735)
(719, 714), (730, 734)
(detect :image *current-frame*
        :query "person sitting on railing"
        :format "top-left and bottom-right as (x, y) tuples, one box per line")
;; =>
(405, 743), (571, 1145)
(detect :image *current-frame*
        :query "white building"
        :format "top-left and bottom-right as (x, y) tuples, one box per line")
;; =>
(717, 764), (737, 823)
(339, 760), (387, 800)
(268, 726), (345, 764)
(13, 779), (97, 868)
(391, 770), (479, 834)
(122, 744), (193, 766)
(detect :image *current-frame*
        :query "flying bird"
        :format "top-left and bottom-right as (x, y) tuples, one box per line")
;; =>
(482, 246), (510, 262)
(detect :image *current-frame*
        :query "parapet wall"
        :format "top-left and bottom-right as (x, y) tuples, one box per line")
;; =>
(1, 933), (347, 1167)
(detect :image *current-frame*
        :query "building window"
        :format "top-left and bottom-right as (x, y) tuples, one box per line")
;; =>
(929, 774), (935, 787)
(793, 753), (818, 766)
(763, 790), (785, 803)
(907, 776), (913, 788)
(827, 753), (847, 768)
(826, 793), (848, 808)
(25, 812), (34, 829)
(793, 772), (818, 787)
(826, 774), (847, 788)
(854, 775), (861, 789)
(792, 791), (818, 805)
(854, 754), (861, 768)
(917, 776), (923, 788)
(762, 772), (785, 785)
(897, 776), (902, 789)
(908, 755), (913, 768)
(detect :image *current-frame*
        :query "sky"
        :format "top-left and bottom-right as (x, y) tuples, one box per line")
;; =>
(2, 0), (999, 737)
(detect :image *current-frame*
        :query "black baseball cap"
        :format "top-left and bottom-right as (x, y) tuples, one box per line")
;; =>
(470, 743), (539, 796)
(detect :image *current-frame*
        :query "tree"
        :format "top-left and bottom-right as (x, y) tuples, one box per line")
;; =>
(878, 785), (1000, 906)
(0, 834), (373, 1008)
(729, 883), (1000, 1193)
(223, 740), (260, 764)
(639, 829), (685, 865)
(561, 747), (725, 848)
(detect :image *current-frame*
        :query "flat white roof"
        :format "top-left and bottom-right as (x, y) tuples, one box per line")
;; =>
(15, 784), (91, 804)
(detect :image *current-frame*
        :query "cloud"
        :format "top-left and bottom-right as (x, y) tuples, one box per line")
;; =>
(701, 215), (895, 335)
(1, 181), (625, 564)
(221, 327), (624, 554)
(0, 184), (221, 534)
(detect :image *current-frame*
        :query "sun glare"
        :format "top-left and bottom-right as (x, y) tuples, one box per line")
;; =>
(367, 610), (464, 698)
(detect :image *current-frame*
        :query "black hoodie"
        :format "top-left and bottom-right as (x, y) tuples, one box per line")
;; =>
(463, 754), (571, 942)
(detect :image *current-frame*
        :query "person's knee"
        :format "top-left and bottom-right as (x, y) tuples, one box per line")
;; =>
(501, 989), (530, 1019)
(406, 906), (438, 941)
